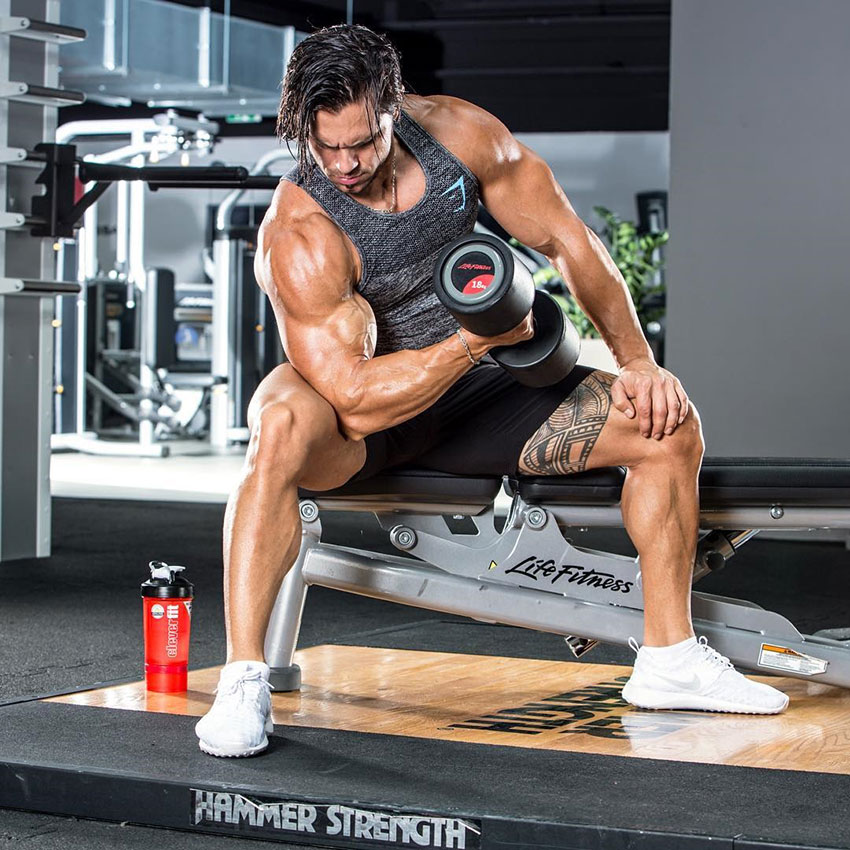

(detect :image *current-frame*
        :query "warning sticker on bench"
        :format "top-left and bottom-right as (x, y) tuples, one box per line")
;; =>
(758, 644), (828, 676)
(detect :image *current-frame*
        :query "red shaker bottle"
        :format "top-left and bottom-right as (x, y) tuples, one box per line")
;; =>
(141, 561), (194, 692)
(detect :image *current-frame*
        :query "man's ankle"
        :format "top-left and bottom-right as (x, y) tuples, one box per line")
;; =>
(642, 629), (695, 648)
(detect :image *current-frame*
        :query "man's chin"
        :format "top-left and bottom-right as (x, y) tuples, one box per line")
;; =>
(334, 178), (362, 192)
(333, 175), (373, 194)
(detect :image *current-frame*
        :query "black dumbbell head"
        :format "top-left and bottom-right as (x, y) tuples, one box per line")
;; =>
(433, 233), (535, 337)
(491, 290), (581, 387)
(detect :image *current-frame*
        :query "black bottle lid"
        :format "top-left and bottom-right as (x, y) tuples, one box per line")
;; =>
(141, 561), (194, 598)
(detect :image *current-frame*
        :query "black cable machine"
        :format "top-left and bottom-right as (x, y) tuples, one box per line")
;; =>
(30, 143), (280, 453)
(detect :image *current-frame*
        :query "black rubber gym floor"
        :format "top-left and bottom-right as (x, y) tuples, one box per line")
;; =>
(1, 498), (849, 849)
(4, 685), (850, 850)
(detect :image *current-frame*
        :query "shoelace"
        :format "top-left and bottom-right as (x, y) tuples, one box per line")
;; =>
(695, 635), (734, 670)
(214, 670), (275, 702)
(627, 635), (733, 670)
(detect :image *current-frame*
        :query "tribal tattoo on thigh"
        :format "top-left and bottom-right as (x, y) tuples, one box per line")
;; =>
(519, 371), (615, 475)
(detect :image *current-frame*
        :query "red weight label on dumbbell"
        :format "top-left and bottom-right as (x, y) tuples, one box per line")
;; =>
(462, 274), (495, 295)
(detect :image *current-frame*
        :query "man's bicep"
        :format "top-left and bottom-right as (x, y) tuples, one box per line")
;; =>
(273, 290), (375, 389)
(263, 239), (375, 411)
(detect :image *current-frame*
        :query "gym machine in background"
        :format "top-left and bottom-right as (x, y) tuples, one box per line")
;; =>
(52, 113), (221, 457)
(208, 148), (292, 447)
(203, 201), (282, 445)
(24, 137), (283, 451)
(48, 135), (291, 456)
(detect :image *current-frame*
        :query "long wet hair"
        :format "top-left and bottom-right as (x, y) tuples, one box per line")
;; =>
(277, 24), (405, 179)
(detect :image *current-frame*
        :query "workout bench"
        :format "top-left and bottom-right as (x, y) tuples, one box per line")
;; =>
(265, 458), (850, 692)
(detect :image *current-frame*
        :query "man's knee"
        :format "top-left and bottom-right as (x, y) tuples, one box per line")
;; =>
(250, 401), (298, 469)
(249, 396), (335, 476)
(246, 363), (300, 432)
(657, 402), (705, 464)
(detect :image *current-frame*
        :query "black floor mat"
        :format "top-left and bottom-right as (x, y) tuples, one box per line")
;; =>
(0, 697), (849, 850)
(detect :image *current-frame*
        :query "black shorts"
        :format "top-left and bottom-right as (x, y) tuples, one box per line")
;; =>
(351, 362), (596, 482)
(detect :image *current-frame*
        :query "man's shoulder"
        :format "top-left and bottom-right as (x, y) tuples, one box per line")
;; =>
(257, 182), (356, 293)
(260, 180), (340, 252)
(404, 93), (491, 132)
(403, 94), (514, 178)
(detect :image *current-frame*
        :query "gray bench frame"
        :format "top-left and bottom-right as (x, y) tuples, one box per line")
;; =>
(264, 458), (850, 692)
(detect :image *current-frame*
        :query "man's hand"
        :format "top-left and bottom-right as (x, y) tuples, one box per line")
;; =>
(611, 358), (690, 440)
(462, 311), (535, 362)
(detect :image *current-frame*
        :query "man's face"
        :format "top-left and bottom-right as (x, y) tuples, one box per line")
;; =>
(308, 98), (394, 195)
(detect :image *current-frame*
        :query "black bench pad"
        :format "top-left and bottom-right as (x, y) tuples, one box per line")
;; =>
(515, 457), (850, 506)
(300, 468), (502, 505)
(301, 458), (850, 507)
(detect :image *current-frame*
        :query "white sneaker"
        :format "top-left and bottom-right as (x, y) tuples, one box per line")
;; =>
(622, 636), (789, 714)
(195, 660), (275, 757)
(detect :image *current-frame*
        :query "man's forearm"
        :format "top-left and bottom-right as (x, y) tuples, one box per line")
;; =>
(553, 226), (654, 369)
(337, 331), (481, 440)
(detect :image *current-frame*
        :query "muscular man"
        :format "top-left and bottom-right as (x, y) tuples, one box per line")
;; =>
(195, 24), (787, 758)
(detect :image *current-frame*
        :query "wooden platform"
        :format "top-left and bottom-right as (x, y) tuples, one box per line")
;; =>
(46, 644), (850, 775)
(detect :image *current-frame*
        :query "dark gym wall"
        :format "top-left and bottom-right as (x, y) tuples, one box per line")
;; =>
(666, 0), (850, 457)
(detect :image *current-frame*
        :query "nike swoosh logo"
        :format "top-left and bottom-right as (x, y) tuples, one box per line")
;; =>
(653, 671), (702, 690)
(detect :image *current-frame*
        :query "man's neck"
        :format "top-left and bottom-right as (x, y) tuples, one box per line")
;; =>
(351, 134), (397, 210)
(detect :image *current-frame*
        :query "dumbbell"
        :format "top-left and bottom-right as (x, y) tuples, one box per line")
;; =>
(433, 233), (581, 387)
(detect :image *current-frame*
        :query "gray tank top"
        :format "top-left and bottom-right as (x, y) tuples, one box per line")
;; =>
(284, 110), (479, 356)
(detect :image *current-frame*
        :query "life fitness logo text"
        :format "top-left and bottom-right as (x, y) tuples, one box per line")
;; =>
(505, 556), (634, 594)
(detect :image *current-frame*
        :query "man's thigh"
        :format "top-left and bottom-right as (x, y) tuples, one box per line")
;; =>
(518, 369), (699, 475)
(407, 363), (595, 477)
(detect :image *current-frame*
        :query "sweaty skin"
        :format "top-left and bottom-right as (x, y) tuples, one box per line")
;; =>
(255, 94), (687, 442)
